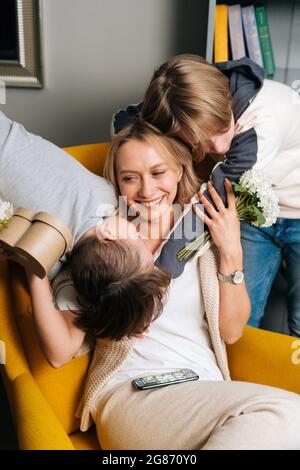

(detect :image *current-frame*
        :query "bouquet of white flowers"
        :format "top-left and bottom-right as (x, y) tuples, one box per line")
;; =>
(177, 169), (280, 261)
(0, 200), (14, 230)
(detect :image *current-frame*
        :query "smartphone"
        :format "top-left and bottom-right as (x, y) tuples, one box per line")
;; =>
(132, 368), (199, 390)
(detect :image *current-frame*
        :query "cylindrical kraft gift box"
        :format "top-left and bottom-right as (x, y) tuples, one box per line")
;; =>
(0, 207), (34, 251)
(13, 211), (73, 279)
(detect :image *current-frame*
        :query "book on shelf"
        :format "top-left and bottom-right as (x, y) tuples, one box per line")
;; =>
(286, 0), (300, 86)
(255, 5), (276, 76)
(228, 4), (246, 60)
(214, 4), (229, 62)
(213, 3), (277, 78)
(241, 5), (264, 67)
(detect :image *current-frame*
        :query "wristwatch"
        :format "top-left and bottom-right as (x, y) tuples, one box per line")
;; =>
(217, 270), (245, 284)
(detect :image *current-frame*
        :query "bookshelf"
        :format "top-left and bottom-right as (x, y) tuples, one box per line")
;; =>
(205, 0), (300, 88)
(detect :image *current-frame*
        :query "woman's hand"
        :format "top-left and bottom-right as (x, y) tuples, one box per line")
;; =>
(194, 179), (250, 344)
(194, 179), (242, 260)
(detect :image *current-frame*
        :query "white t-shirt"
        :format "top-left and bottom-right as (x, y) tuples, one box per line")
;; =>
(54, 276), (96, 357)
(96, 254), (223, 406)
(54, 251), (224, 401)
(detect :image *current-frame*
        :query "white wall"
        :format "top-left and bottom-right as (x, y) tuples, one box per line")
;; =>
(0, 0), (207, 146)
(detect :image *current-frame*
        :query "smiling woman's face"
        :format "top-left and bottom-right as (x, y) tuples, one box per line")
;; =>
(115, 138), (182, 222)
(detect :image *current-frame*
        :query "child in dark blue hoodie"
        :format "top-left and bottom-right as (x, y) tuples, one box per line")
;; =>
(112, 54), (300, 337)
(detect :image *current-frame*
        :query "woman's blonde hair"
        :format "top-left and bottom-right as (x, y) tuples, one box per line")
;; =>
(104, 118), (199, 206)
(142, 54), (232, 161)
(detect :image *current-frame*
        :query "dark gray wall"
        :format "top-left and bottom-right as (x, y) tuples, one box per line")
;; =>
(0, 0), (209, 147)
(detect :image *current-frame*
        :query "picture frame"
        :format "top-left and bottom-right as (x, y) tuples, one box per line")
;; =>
(0, 0), (43, 88)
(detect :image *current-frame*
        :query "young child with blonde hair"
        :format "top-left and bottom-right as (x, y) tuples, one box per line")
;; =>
(113, 54), (300, 337)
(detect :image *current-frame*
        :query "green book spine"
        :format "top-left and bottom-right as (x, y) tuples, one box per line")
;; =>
(255, 6), (276, 76)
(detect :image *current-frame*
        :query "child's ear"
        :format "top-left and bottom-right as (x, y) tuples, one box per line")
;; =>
(97, 223), (117, 241)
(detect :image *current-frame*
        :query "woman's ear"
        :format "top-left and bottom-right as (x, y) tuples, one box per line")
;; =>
(177, 169), (183, 182)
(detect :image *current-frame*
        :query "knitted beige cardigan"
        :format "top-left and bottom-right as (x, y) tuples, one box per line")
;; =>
(75, 245), (231, 432)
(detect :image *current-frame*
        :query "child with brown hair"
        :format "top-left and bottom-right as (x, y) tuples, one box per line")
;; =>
(112, 54), (300, 337)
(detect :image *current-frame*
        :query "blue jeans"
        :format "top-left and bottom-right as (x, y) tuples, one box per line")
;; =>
(241, 219), (300, 337)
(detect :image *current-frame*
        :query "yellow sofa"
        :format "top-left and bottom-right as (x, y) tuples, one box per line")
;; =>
(1, 143), (300, 450)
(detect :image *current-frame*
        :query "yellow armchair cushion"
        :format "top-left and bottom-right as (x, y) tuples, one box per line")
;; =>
(64, 143), (110, 175)
(8, 263), (92, 435)
(69, 427), (101, 450)
(227, 326), (300, 394)
(12, 372), (75, 450)
(0, 261), (29, 382)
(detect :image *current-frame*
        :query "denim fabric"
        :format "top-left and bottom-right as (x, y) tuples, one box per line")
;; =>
(241, 219), (300, 337)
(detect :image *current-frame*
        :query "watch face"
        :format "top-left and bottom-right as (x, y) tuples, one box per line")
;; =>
(233, 271), (244, 284)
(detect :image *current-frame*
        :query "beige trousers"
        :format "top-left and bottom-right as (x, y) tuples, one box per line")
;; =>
(95, 379), (300, 450)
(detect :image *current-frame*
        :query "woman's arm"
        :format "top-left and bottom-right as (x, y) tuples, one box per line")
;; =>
(26, 272), (86, 368)
(218, 247), (250, 344)
(197, 179), (251, 344)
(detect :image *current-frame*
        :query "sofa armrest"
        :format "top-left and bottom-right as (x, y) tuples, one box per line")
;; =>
(227, 326), (300, 394)
(0, 260), (29, 381)
(12, 372), (75, 450)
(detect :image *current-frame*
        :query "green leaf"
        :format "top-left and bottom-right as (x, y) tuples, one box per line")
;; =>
(253, 207), (266, 226)
(176, 231), (210, 261)
(232, 183), (253, 196)
(248, 194), (258, 205)
(245, 206), (257, 216)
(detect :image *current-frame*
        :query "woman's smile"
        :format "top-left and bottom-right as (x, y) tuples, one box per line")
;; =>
(135, 194), (166, 208)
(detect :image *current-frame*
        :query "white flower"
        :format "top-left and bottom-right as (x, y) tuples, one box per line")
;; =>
(177, 169), (280, 261)
(239, 169), (279, 227)
(0, 200), (14, 227)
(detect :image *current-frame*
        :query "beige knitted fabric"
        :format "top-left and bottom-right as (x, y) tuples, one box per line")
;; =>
(198, 245), (230, 380)
(76, 336), (136, 431)
(76, 245), (231, 432)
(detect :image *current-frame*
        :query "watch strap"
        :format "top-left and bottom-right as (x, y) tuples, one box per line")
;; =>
(217, 272), (233, 283)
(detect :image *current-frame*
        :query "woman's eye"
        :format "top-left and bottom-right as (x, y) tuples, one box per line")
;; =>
(123, 176), (136, 182)
(153, 171), (166, 177)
